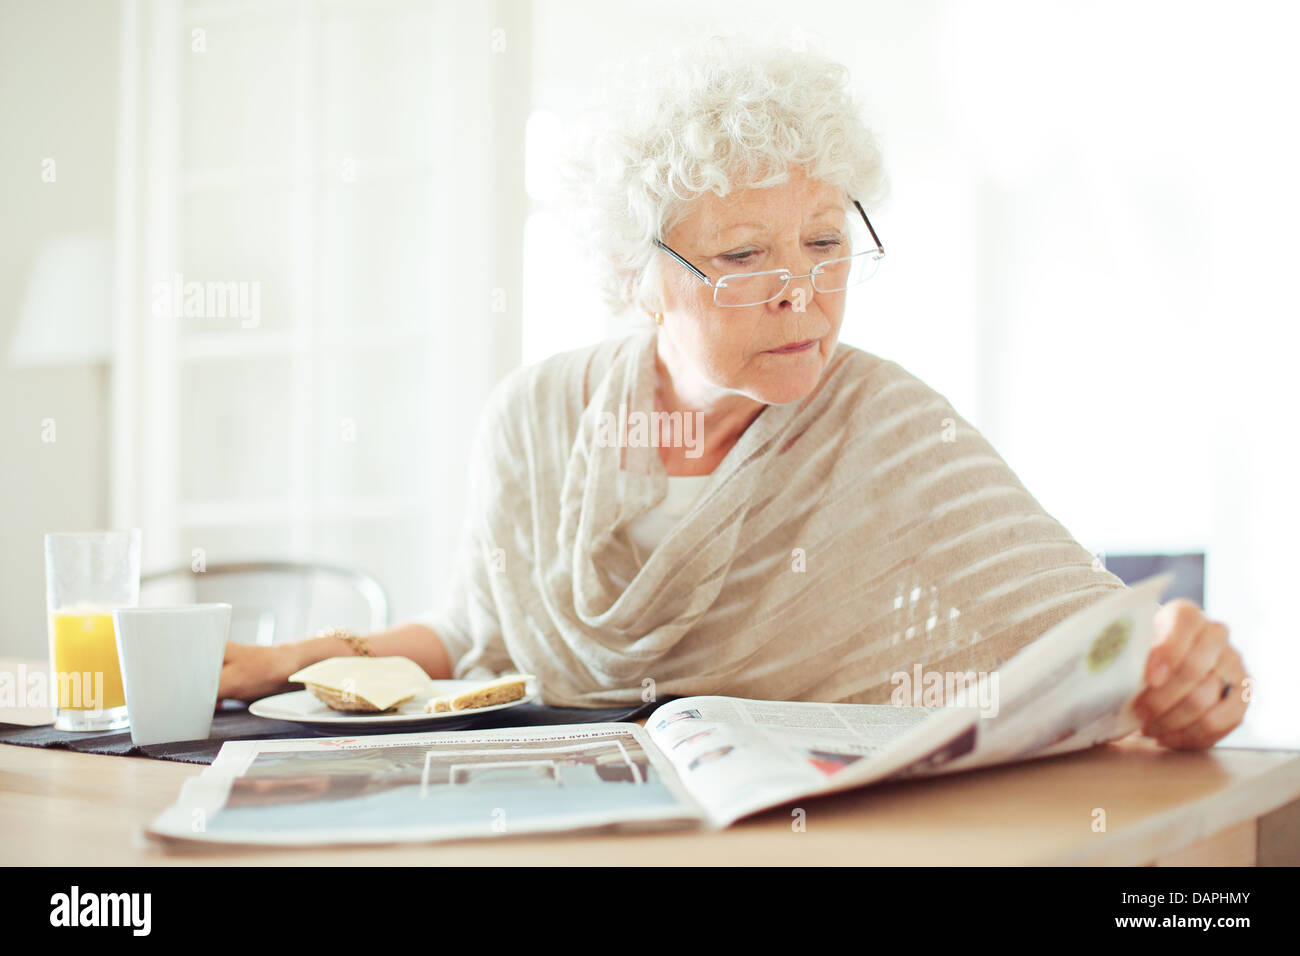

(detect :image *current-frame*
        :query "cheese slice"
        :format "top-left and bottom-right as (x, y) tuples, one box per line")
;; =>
(289, 656), (433, 712)
(425, 674), (535, 713)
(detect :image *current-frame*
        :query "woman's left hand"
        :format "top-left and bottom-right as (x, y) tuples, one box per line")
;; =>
(1133, 599), (1250, 749)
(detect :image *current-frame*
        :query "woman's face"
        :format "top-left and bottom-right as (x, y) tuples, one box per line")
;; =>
(653, 166), (851, 406)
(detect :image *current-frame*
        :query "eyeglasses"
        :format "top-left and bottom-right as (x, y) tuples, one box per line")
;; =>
(653, 199), (885, 308)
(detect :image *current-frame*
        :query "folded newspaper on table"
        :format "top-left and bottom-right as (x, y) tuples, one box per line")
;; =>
(147, 573), (1172, 846)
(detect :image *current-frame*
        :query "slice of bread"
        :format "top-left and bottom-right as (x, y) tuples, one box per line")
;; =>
(289, 656), (433, 713)
(303, 682), (415, 713)
(425, 674), (534, 713)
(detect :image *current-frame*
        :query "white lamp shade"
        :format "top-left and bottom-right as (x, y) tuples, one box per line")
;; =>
(8, 233), (113, 366)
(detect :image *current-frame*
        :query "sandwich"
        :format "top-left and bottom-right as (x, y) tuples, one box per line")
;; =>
(289, 656), (433, 713)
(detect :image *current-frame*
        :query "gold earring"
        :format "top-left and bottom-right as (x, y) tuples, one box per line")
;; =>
(654, 312), (663, 325)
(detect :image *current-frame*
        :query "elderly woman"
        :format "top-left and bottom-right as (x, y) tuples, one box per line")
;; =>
(221, 37), (1248, 750)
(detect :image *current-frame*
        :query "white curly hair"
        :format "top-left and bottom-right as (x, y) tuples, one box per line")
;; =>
(556, 33), (890, 319)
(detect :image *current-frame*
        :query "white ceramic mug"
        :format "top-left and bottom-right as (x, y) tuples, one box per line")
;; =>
(112, 604), (231, 746)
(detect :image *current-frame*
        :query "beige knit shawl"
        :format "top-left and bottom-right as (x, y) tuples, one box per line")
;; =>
(419, 328), (1128, 707)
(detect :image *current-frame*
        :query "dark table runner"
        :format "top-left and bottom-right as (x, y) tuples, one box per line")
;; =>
(0, 696), (679, 765)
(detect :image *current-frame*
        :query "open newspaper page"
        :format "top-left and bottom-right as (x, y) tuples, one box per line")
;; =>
(642, 694), (978, 827)
(886, 571), (1172, 779)
(147, 723), (708, 847)
(642, 573), (1173, 827)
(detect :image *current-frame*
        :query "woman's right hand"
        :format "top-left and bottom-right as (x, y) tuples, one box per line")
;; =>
(217, 641), (303, 703)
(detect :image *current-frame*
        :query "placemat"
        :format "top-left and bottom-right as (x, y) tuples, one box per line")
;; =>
(0, 696), (680, 765)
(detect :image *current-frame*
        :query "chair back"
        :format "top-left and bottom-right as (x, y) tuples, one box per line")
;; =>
(140, 561), (389, 646)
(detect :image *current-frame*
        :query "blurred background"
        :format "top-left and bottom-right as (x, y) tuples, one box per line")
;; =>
(2, 0), (1295, 745)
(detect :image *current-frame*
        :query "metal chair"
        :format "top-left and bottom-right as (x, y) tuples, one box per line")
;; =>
(139, 560), (389, 646)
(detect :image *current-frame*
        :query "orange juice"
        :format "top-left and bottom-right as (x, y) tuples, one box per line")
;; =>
(48, 610), (126, 711)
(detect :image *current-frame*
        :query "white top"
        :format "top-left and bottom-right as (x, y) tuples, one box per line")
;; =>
(624, 474), (713, 563)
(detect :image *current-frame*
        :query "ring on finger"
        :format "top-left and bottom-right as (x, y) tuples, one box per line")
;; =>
(1214, 669), (1235, 702)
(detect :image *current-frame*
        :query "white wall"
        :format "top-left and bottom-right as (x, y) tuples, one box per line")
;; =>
(0, 0), (121, 658)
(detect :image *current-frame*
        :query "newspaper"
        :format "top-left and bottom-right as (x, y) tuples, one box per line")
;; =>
(147, 573), (1170, 845)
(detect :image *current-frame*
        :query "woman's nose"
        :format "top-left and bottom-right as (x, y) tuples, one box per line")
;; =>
(772, 270), (816, 310)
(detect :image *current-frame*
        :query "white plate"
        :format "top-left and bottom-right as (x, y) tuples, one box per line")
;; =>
(248, 679), (539, 726)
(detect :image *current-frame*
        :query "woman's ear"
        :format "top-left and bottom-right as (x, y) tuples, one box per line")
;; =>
(633, 254), (668, 315)
(632, 287), (665, 319)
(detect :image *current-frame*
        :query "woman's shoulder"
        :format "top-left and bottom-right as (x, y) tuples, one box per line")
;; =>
(822, 342), (998, 464)
(827, 340), (951, 406)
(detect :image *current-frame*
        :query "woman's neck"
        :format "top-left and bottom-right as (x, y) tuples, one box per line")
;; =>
(653, 334), (765, 476)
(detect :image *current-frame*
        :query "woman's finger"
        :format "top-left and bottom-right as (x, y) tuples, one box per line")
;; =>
(1155, 680), (1249, 749)
(1144, 670), (1225, 736)
(1136, 615), (1227, 728)
(1150, 646), (1249, 746)
(1144, 600), (1205, 684)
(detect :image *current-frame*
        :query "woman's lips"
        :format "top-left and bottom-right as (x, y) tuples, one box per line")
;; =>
(765, 339), (817, 354)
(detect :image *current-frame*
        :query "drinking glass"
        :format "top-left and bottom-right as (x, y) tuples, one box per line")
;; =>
(44, 530), (141, 731)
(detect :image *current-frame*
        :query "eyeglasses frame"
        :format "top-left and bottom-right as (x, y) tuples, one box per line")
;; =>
(652, 198), (885, 307)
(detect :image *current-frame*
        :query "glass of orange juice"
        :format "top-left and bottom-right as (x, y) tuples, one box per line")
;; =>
(44, 530), (141, 731)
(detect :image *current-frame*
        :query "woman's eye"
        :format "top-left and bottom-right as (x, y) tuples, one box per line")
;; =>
(720, 239), (839, 264)
(721, 250), (757, 263)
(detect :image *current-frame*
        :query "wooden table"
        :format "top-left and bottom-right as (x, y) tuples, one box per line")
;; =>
(3, 658), (1297, 866)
